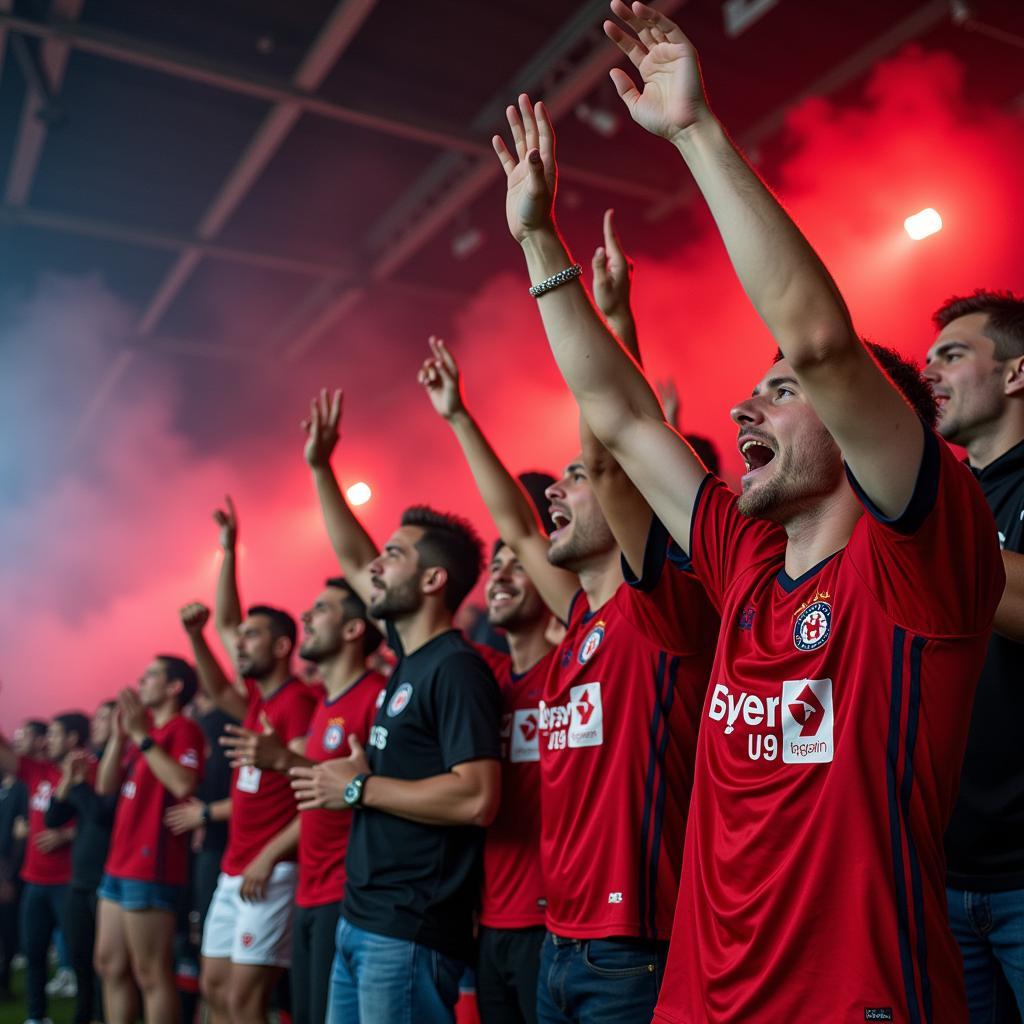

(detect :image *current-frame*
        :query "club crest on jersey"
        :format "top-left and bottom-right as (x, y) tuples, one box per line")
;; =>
(793, 592), (832, 651)
(578, 622), (606, 664)
(386, 683), (413, 718)
(323, 721), (345, 751)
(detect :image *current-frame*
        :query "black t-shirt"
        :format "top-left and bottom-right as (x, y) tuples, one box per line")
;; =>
(45, 774), (116, 892)
(342, 625), (502, 962)
(945, 439), (1024, 890)
(197, 708), (236, 854)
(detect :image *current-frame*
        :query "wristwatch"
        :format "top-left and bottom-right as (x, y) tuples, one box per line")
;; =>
(343, 772), (370, 808)
(138, 736), (155, 753)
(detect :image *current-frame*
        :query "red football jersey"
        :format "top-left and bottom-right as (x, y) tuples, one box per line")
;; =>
(18, 757), (71, 886)
(221, 678), (316, 876)
(654, 433), (1004, 1023)
(297, 671), (386, 908)
(104, 714), (204, 885)
(539, 551), (717, 941)
(478, 647), (552, 930)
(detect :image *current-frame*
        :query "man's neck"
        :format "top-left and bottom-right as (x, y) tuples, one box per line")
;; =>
(965, 417), (1024, 470)
(393, 605), (455, 656)
(254, 665), (292, 699)
(505, 620), (554, 675)
(319, 651), (369, 701)
(783, 490), (862, 580)
(576, 549), (624, 612)
(151, 702), (177, 729)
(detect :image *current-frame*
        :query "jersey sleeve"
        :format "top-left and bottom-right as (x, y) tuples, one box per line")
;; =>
(688, 476), (787, 611)
(619, 516), (720, 656)
(166, 719), (204, 780)
(431, 651), (503, 770)
(845, 425), (1004, 636)
(272, 686), (317, 744)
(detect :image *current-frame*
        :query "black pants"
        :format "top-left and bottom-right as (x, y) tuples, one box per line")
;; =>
(477, 925), (546, 1024)
(21, 882), (66, 1020)
(0, 881), (21, 993)
(292, 901), (341, 1024)
(65, 886), (102, 1024)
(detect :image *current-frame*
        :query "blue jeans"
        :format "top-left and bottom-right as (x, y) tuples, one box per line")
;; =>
(536, 932), (668, 1024)
(20, 882), (68, 1020)
(326, 917), (464, 1024)
(948, 887), (1024, 1023)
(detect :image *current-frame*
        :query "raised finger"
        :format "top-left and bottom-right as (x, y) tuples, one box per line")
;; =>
(603, 19), (648, 70)
(630, 1), (692, 45)
(492, 134), (517, 176)
(506, 104), (527, 160)
(518, 94), (539, 153)
(535, 101), (556, 166)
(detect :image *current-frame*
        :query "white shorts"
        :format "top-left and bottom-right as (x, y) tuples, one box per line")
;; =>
(200, 862), (297, 967)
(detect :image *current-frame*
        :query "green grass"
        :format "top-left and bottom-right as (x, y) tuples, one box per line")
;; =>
(0, 969), (77, 1024)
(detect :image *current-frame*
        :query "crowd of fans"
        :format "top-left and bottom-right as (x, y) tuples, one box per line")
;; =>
(2, 3), (1023, 1023)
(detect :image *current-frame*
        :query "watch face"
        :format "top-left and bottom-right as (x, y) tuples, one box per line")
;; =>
(344, 779), (360, 805)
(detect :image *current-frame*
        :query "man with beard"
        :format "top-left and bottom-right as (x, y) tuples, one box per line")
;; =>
(46, 700), (117, 1024)
(418, 215), (716, 1024)
(94, 662), (203, 1024)
(924, 291), (1024, 1021)
(292, 391), (501, 1024)
(180, 574), (314, 1024)
(0, 715), (86, 1024)
(490, 5), (1004, 1020)
(219, 577), (385, 1024)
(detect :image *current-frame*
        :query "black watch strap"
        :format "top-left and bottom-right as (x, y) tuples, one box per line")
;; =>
(138, 736), (155, 753)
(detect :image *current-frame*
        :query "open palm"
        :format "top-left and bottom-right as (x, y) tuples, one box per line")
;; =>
(492, 95), (557, 242)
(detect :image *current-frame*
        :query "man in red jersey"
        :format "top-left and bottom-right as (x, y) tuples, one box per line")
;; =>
(220, 576), (385, 1024)
(180, 589), (314, 1024)
(93, 657), (203, 1024)
(490, 5), (1006, 1020)
(0, 715), (86, 1024)
(419, 207), (717, 1022)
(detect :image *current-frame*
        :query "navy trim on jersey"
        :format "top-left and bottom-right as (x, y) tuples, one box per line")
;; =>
(322, 670), (373, 707)
(886, 626), (934, 1024)
(687, 473), (714, 562)
(775, 551), (840, 593)
(564, 589), (586, 629)
(845, 420), (939, 536)
(622, 516), (670, 593)
(666, 541), (694, 574)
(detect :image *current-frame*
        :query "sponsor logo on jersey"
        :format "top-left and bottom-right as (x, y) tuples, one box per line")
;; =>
(864, 1010), (893, 1022)
(781, 678), (834, 763)
(30, 781), (53, 813)
(509, 707), (540, 763)
(323, 722), (345, 751)
(368, 724), (388, 750)
(386, 683), (413, 718)
(121, 780), (137, 800)
(793, 592), (832, 651)
(738, 605), (755, 631)
(578, 623), (605, 664)
(608, 892), (623, 904)
(539, 684), (603, 750)
(179, 749), (200, 769)
(236, 765), (262, 793)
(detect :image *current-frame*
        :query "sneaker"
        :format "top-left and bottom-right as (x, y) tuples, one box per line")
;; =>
(45, 967), (76, 998)
(23, 1018), (54, 1024)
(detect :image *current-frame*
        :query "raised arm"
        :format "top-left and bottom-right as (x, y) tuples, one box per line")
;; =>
(492, 95), (708, 554)
(212, 496), (243, 666)
(180, 603), (249, 722)
(585, 209), (657, 574)
(418, 335), (578, 622)
(96, 707), (127, 796)
(605, 1), (923, 516)
(303, 389), (379, 608)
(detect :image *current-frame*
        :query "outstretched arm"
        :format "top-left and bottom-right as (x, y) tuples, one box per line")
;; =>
(493, 94), (708, 553)
(418, 336), (578, 622)
(180, 603), (249, 721)
(605, 1), (923, 515)
(303, 389), (379, 608)
(212, 496), (244, 668)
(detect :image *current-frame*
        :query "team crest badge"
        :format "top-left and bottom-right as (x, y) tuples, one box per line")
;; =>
(323, 723), (345, 751)
(578, 622), (605, 664)
(386, 682), (414, 717)
(793, 592), (832, 652)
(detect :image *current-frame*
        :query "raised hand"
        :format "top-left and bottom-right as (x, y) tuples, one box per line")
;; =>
(418, 336), (466, 421)
(491, 94), (557, 242)
(180, 602), (211, 637)
(604, 1), (710, 142)
(212, 496), (238, 551)
(591, 209), (634, 324)
(63, 748), (90, 786)
(117, 688), (148, 742)
(302, 388), (342, 469)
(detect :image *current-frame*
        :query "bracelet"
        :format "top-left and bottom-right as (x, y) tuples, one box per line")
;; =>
(200, 803), (211, 825)
(138, 736), (155, 753)
(529, 263), (582, 298)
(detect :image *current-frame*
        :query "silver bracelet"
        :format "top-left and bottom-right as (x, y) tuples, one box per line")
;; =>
(529, 263), (582, 298)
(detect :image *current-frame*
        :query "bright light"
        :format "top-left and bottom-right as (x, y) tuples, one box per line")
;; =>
(347, 482), (372, 506)
(904, 208), (942, 240)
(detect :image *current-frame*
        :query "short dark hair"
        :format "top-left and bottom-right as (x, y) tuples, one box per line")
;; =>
(247, 605), (298, 651)
(325, 577), (384, 659)
(400, 505), (485, 613)
(933, 290), (1024, 360)
(157, 655), (199, 708)
(53, 713), (90, 748)
(774, 341), (937, 427)
(24, 719), (47, 739)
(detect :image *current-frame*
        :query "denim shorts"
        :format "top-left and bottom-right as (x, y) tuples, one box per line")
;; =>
(97, 873), (180, 912)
